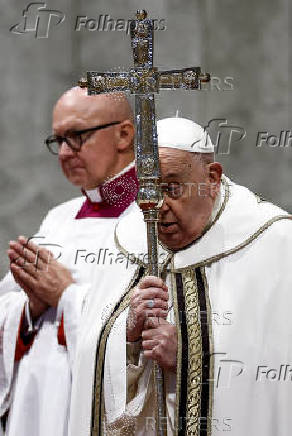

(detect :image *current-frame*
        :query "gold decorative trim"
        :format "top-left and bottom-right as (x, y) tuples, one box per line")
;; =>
(200, 267), (214, 436)
(182, 268), (202, 436)
(174, 215), (292, 272)
(91, 266), (143, 436)
(172, 267), (214, 435)
(170, 259), (182, 436)
(100, 395), (105, 436)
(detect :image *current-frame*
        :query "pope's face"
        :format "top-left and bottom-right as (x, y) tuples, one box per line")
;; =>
(53, 92), (125, 190)
(158, 148), (222, 251)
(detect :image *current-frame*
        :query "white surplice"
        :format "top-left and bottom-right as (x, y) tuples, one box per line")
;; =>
(69, 176), (292, 436)
(0, 194), (138, 436)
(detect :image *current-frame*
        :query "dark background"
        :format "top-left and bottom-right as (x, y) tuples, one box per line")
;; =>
(0, 0), (291, 275)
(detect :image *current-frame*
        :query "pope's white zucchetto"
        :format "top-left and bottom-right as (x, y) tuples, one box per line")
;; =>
(157, 117), (214, 153)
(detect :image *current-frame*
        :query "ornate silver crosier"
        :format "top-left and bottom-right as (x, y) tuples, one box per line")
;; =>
(79, 9), (210, 436)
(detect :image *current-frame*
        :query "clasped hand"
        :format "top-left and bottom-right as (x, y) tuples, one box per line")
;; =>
(8, 236), (74, 319)
(127, 276), (177, 372)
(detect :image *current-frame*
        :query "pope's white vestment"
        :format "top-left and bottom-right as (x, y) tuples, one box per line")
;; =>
(69, 176), (292, 436)
(0, 163), (139, 436)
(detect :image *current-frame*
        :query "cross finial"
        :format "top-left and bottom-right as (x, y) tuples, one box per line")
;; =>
(78, 77), (88, 88)
(136, 9), (147, 20)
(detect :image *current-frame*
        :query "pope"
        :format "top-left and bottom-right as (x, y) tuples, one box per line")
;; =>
(69, 117), (292, 436)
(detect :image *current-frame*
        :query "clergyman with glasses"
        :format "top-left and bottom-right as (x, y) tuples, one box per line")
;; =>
(0, 87), (139, 436)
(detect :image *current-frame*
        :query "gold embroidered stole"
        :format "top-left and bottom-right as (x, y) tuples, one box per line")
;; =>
(172, 266), (214, 436)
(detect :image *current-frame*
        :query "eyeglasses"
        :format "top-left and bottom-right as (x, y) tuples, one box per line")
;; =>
(45, 121), (121, 155)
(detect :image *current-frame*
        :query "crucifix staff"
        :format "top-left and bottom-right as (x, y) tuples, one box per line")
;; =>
(79, 9), (210, 436)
